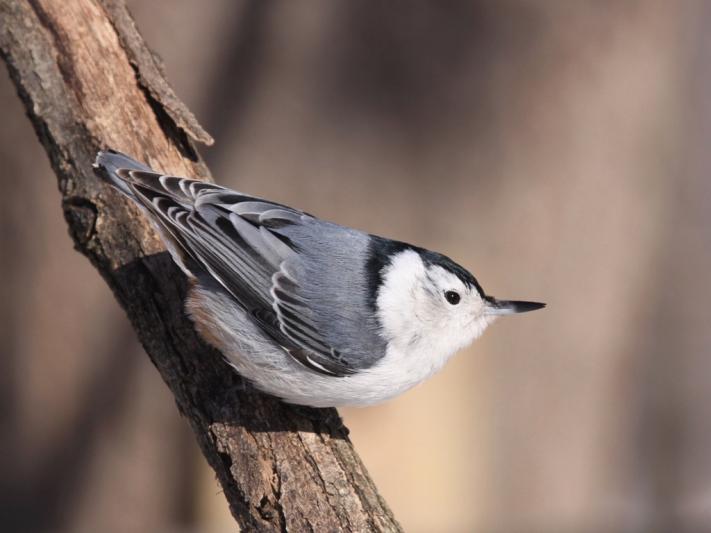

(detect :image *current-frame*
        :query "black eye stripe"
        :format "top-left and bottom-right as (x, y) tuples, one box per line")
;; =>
(445, 290), (461, 305)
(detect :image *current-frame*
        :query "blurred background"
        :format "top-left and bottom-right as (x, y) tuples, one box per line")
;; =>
(2, 1), (711, 532)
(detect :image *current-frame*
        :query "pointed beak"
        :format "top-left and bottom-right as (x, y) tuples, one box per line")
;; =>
(484, 296), (546, 316)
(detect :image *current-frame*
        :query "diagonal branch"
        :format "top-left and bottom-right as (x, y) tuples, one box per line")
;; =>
(0, 0), (402, 530)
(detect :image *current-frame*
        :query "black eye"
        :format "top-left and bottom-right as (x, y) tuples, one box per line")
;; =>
(445, 290), (461, 305)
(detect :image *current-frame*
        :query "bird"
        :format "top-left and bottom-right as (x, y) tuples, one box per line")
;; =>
(94, 149), (544, 407)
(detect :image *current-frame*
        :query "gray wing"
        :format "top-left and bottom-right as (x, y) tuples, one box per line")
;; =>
(97, 153), (384, 376)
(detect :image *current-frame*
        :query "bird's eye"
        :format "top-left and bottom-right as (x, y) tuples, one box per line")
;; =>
(445, 290), (461, 305)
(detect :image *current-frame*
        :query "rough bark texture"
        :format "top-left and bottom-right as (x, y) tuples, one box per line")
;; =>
(0, 1), (402, 530)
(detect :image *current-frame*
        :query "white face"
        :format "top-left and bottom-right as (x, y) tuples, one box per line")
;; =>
(376, 250), (496, 359)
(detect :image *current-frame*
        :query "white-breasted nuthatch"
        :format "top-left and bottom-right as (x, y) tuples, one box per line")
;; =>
(94, 150), (544, 407)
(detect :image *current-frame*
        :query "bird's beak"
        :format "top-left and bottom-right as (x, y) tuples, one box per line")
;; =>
(484, 297), (546, 316)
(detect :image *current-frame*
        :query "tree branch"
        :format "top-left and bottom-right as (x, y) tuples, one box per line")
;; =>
(0, 0), (402, 530)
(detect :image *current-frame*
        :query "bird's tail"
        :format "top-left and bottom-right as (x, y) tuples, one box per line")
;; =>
(93, 149), (154, 197)
(92, 149), (202, 277)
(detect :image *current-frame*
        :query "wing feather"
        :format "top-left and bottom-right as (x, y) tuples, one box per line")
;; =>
(112, 165), (355, 376)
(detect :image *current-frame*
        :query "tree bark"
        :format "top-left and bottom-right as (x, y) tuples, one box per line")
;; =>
(0, 1), (402, 530)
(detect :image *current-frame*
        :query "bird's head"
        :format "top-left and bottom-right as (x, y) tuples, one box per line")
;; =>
(375, 248), (544, 358)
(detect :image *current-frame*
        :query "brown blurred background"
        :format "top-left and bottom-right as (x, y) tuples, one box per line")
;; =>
(2, 1), (711, 532)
